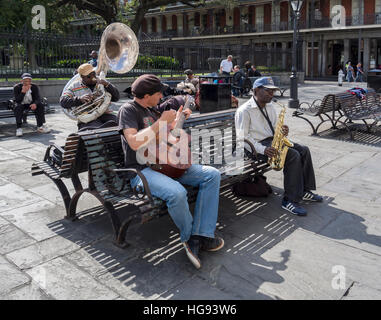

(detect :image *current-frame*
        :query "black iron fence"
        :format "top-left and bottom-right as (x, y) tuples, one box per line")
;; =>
(0, 28), (100, 79)
(0, 28), (296, 80)
(0, 28), (185, 80)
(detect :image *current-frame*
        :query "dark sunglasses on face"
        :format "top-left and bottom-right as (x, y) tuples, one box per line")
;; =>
(82, 72), (96, 79)
(262, 87), (276, 94)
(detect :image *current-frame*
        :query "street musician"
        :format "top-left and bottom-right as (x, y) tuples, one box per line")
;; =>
(60, 63), (120, 131)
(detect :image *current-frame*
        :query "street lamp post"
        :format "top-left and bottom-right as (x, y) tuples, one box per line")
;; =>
(288, 0), (304, 109)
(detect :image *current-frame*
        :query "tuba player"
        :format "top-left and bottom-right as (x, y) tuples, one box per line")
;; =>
(60, 63), (120, 131)
(235, 77), (323, 216)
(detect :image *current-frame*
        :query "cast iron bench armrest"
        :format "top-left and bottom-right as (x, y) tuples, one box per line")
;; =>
(244, 138), (260, 162)
(277, 87), (289, 97)
(113, 168), (155, 206)
(8, 99), (15, 110)
(294, 100), (323, 116)
(44, 143), (65, 162)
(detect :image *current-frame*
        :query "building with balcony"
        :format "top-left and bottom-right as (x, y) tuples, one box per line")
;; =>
(131, 0), (381, 78)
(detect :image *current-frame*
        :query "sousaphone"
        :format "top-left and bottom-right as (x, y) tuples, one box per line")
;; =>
(63, 23), (139, 123)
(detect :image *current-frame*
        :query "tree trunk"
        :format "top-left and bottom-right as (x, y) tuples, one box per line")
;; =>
(131, 6), (148, 35)
(27, 41), (38, 70)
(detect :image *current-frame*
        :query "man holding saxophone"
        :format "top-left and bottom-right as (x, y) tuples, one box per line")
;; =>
(235, 77), (322, 216)
(60, 63), (120, 131)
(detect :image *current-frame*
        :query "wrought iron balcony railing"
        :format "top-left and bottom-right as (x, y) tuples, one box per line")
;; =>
(147, 12), (381, 39)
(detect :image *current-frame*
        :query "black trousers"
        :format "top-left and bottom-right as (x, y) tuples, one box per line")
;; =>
(254, 137), (317, 203)
(77, 113), (118, 131)
(222, 71), (230, 83)
(14, 103), (45, 128)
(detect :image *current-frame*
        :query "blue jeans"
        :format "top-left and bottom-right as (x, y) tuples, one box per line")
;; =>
(232, 78), (244, 97)
(130, 165), (221, 242)
(356, 72), (364, 82)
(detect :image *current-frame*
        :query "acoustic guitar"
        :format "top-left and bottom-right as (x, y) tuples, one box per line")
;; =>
(150, 95), (196, 178)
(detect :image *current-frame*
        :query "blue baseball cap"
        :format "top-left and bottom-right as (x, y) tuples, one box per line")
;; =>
(253, 77), (279, 90)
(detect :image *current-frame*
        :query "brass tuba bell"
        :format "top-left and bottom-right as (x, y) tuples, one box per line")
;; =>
(97, 22), (139, 76)
(63, 23), (139, 123)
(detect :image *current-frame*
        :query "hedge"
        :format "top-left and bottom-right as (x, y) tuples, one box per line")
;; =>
(52, 55), (180, 70)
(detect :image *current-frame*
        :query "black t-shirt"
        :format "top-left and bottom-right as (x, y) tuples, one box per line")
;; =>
(117, 100), (161, 178)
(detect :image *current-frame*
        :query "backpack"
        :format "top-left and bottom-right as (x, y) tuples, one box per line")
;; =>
(232, 175), (272, 198)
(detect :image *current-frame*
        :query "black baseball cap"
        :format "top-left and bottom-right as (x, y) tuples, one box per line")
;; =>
(131, 74), (166, 98)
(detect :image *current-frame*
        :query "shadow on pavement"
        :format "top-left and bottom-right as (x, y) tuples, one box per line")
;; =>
(44, 182), (381, 299)
(309, 124), (381, 148)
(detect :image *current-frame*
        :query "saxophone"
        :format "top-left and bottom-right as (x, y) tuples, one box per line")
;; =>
(268, 100), (294, 171)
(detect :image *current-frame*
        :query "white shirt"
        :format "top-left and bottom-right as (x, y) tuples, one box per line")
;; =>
(235, 96), (277, 155)
(22, 89), (33, 104)
(220, 59), (233, 73)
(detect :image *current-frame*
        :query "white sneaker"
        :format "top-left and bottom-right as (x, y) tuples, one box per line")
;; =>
(16, 128), (23, 137)
(36, 124), (50, 134)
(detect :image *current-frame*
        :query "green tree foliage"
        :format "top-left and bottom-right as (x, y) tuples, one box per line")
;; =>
(0, 0), (74, 32)
(0, 0), (238, 34)
(55, 0), (238, 34)
(56, 0), (119, 25)
(124, 0), (238, 34)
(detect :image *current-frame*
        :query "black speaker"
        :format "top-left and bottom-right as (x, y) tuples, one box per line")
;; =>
(217, 83), (232, 111)
(368, 71), (381, 92)
(199, 83), (231, 113)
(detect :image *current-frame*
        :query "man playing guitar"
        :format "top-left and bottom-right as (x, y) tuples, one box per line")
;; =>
(117, 74), (224, 269)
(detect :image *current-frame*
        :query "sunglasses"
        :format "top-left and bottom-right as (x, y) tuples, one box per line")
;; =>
(82, 72), (96, 79)
(262, 87), (276, 93)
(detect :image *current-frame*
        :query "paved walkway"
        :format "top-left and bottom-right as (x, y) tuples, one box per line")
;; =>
(0, 81), (380, 300)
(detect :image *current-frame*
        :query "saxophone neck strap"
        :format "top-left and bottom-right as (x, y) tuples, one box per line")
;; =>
(255, 98), (275, 135)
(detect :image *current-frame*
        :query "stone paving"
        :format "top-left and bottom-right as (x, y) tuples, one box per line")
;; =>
(0, 81), (381, 300)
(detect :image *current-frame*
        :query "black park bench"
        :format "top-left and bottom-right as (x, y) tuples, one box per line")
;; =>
(248, 76), (289, 97)
(0, 87), (54, 122)
(31, 110), (271, 248)
(293, 88), (381, 139)
(334, 90), (381, 137)
(292, 94), (338, 136)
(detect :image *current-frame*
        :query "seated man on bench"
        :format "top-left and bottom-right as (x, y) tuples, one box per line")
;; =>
(232, 65), (245, 97)
(60, 63), (120, 131)
(118, 74), (224, 269)
(235, 77), (323, 216)
(13, 73), (50, 137)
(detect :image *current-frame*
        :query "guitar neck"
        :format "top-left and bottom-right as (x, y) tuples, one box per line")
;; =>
(174, 113), (186, 130)
(173, 96), (194, 130)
